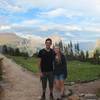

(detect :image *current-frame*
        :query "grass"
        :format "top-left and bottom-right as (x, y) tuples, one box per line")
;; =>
(6, 55), (39, 73)
(67, 61), (100, 82)
(6, 55), (100, 82)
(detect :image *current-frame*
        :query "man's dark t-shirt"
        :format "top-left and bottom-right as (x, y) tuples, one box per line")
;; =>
(38, 48), (55, 72)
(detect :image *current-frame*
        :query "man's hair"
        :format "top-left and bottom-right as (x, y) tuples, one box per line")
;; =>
(45, 38), (52, 43)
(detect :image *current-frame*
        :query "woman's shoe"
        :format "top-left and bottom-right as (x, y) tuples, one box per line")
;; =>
(56, 98), (62, 100)
(50, 93), (54, 100)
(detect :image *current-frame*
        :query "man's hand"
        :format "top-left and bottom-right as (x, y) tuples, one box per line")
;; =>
(40, 72), (44, 77)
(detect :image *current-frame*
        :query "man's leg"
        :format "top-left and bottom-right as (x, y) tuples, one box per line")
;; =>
(48, 72), (54, 100)
(40, 75), (47, 100)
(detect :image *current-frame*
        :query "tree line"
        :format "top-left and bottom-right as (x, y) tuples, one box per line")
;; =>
(1, 41), (100, 65)
(55, 40), (100, 65)
(2, 45), (28, 57)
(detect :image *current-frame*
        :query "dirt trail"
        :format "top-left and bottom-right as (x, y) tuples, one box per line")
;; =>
(0, 54), (41, 100)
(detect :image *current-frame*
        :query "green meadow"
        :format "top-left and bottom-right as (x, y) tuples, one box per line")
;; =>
(6, 55), (100, 82)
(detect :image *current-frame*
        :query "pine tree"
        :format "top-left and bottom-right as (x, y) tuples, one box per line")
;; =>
(74, 43), (80, 60)
(79, 50), (85, 61)
(15, 48), (20, 56)
(2, 45), (8, 54)
(93, 49), (100, 64)
(58, 40), (63, 52)
(86, 51), (89, 61)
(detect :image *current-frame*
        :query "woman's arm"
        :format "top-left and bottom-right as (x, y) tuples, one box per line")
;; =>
(62, 54), (68, 78)
(62, 54), (67, 66)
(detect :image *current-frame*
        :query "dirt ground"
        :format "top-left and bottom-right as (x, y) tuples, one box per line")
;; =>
(0, 54), (100, 100)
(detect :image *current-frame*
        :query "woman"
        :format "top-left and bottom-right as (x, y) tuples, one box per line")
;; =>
(53, 46), (67, 100)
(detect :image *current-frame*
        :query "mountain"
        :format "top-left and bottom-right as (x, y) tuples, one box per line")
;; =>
(0, 33), (22, 46)
(0, 33), (43, 56)
(95, 39), (100, 49)
(0, 33), (32, 55)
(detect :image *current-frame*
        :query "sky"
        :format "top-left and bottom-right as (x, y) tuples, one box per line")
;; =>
(0, 0), (100, 44)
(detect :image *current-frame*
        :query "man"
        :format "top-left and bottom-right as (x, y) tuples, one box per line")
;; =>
(38, 38), (55, 100)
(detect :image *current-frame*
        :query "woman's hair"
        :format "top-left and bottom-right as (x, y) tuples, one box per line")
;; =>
(54, 46), (62, 63)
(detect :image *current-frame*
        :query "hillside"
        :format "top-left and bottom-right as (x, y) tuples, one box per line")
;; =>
(0, 33), (22, 46)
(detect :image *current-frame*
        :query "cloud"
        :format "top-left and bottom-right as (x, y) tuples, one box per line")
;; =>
(49, 33), (63, 43)
(0, 21), (100, 36)
(0, 0), (24, 13)
(12, 19), (42, 27)
(39, 23), (82, 32)
(0, 25), (11, 30)
(41, 8), (83, 18)
(84, 27), (100, 33)
(65, 32), (75, 37)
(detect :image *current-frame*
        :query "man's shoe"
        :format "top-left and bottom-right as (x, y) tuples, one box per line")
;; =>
(40, 94), (46, 100)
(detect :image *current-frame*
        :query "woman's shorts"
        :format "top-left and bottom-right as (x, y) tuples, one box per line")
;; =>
(54, 74), (66, 80)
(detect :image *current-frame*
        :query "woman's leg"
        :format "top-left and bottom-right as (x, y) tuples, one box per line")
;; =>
(54, 79), (60, 91)
(54, 79), (61, 99)
(59, 80), (65, 96)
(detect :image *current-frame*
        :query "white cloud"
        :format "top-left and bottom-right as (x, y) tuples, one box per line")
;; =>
(18, 19), (41, 26)
(0, 0), (24, 13)
(0, 25), (11, 30)
(11, 18), (83, 33)
(84, 27), (100, 33)
(41, 8), (83, 18)
(65, 32), (75, 37)
(39, 24), (82, 32)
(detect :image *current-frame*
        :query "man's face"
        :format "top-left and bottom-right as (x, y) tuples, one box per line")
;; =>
(45, 40), (52, 49)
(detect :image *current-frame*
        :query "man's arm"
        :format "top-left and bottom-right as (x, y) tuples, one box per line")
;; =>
(38, 58), (41, 72)
(38, 58), (43, 77)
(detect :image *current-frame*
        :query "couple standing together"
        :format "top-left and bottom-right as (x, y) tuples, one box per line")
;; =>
(38, 38), (67, 100)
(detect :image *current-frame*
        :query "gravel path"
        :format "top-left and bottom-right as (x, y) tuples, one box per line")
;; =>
(0, 54), (41, 100)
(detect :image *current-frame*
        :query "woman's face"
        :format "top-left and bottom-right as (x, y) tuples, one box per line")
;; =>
(54, 47), (60, 54)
